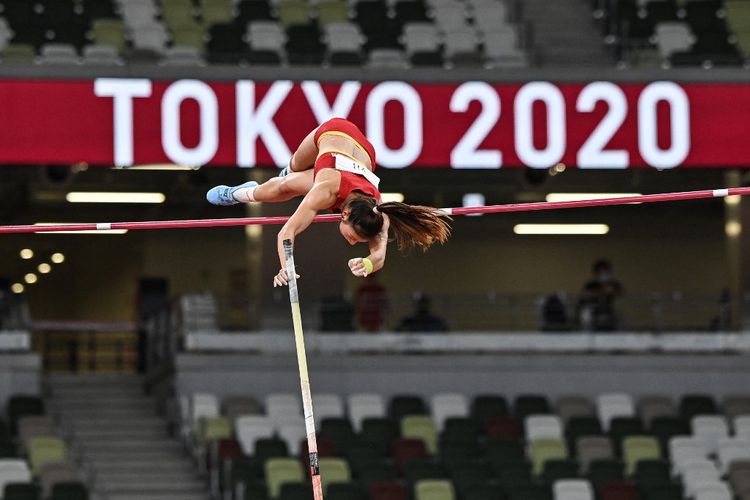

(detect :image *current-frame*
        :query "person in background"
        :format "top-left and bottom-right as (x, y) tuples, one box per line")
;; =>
(397, 294), (447, 333)
(354, 274), (388, 332)
(577, 259), (623, 331)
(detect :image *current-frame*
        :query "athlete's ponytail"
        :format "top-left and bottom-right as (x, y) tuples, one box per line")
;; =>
(343, 197), (452, 252)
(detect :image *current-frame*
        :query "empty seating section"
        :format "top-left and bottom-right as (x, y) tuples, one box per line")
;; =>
(179, 390), (750, 500)
(0, 0), (528, 66)
(0, 394), (90, 500)
(590, 0), (749, 67)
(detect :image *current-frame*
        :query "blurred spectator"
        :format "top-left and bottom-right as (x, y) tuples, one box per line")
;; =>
(354, 274), (388, 332)
(709, 288), (732, 331)
(397, 294), (447, 332)
(577, 259), (623, 331)
(540, 293), (571, 331)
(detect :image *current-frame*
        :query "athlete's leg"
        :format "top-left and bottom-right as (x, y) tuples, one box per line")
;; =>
(289, 130), (319, 172)
(253, 170), (314, 202)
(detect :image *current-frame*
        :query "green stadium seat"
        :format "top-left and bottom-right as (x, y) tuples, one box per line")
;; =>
(91, 19), (126, 52)
(414, 479), (455, 500)
(278, 0), (311, 28)
(171, 23), (207, 54)
(622, 436), (661, 475)
(318, 458), (351, 494)
(401, 416), (438, 455)
(317, 0), (348, 27)
(264, 458), (304, 498)
(27, 437), (66, 475)
(529, 438), (568, 476)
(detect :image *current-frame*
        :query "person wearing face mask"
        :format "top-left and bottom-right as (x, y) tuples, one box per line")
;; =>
(577, 259), (623, 331)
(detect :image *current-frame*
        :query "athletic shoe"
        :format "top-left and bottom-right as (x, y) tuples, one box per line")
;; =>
(206, 181), (258, 206)
(278, 165), (291, 177)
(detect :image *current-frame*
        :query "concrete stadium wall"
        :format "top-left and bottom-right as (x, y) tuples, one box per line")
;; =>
(175, 352), (750, 401)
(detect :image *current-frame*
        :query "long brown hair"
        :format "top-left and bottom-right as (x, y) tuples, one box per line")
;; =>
(342, 196), (452, 251)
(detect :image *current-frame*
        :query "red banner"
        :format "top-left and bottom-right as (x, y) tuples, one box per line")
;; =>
(0, 78), (747, 168)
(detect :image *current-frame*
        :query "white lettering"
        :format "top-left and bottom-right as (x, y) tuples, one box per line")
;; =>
(161, 80), (218, 166)
(638, 81), (690, 169)
(449, 82), (502, 168)
(365, 82), (423, 168)
(514, 82), (566, 168)
(576, 82), (629, 169)
(236, 80), (293, 167)
(94, 78), (152, 167)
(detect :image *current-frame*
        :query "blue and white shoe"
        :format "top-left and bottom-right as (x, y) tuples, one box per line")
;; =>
(278, 165), (291, 177)
(206, 181), (258, 206)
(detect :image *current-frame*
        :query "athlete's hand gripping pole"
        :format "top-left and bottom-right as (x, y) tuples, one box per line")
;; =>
(283, 239), (324, 500)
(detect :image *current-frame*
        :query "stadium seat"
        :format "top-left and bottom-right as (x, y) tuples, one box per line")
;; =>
(669, 437), (709, 475)
(202, 0), (235, 26)
(443, 28), (482, 67)
(265, 458), (305, 498)
(236, 415), (274, 455)
(586, 459), (624, 490)
(348, 394), (386, 431)
(327, 482), (366, 500)
(278, 482), (313, 500)
(556, 396), (594, 423)
(391, 438), (429, 471)
(552, 479), (593, 500)
(286, 25), (325, 65)
(597, 394), (635, 431)
(413, 479), (455, 500)
(3, 483), (41, 500)
(256, 438), (290, 463)
(542, 459), (580, 483)
(566, 416), (604, 447)
(319, 458), (351, 494)
(691, 415), (729, 454)
(313, 395), (345, 425)
(319, 418), (354, 453)
(599, 481), (638, 500)
(638, 396), (676, 426)
(27, 437), (66, 475)
(401, 415), (438, 454)
(716, 437), (750, 474)
(525, 415), (564, 441)
(17, 417), (55, 450)
(680, 395), (718, 419)
(404, 459), (446, 488)
(609, 417), (644, 453)
(81, 44), (123, 65)
(507, 483), (552, 500)
(369, 481), (408, 500)
(367, 48), (409, 68)
(575, 436), (614, 472)
(389, 395), (428, 420)
(681, 459), (721, 497)
(430, 394), (468, 431)
(650, 416), (690, 452)
(736, 416), (750, 440)
(317, 0), (348, 27)
(622, 436), (660, 475)
(471, 395), (509, 423)
(237, 0), (275, 23)
(653, 22), (693, 59)
(355, 460), (397, 488)
(529, 438), (568, 475)
(246, 20), (285, 64)
(633, 459), (671, 488)
(49, 482), (88, 500)
(485, 415), (523, 438)
(723, 397), (750, 420)
(0, 459), (32, 493)
(360, 418), (398, 452)
(326, 25), (365, 65)
(39, 462), (79, 498)
(91, 19), (126, 52)
(7, 396), (45, 434)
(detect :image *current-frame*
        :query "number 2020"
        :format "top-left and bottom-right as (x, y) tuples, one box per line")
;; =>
(449, 81), (690, 170)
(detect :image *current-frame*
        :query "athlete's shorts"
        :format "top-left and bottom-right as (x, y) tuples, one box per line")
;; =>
(313, 118), (377, 168)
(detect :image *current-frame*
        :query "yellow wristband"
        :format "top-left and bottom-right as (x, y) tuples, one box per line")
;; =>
(362, 258), (374, 275)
